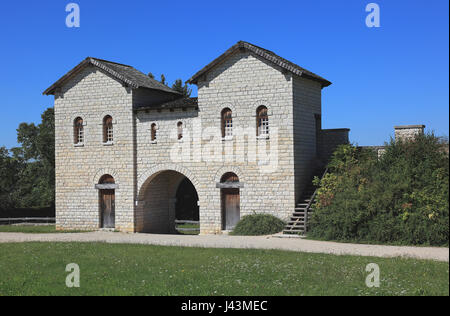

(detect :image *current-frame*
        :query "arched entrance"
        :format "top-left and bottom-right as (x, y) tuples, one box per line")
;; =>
(98, 175), (116, 229)
(220, 173), (240, 230)
(176, 178), (200, 221)
(136, 170), (200, 234)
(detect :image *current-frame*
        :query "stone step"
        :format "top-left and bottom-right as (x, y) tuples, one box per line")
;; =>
(288, 223), (305, 227)
(283, 229), (305, 234)
(284, 168), (328, 235)
(293, 211), (311, 215)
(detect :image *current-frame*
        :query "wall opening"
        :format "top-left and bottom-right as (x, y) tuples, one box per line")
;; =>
(137, 170), (199, 234)
(98, 174), (115, 229)
(220, 173), (240, 231)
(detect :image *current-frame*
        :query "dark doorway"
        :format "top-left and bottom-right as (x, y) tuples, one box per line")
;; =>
(175, 178), (199, 221)
(99, 175), (115, 229)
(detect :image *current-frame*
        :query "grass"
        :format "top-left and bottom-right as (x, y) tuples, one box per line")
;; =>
(0, 225), (89, 234)
(175, 223), (200, 235)
(0, 242), (448, 296)
(304, 235), (450, 248)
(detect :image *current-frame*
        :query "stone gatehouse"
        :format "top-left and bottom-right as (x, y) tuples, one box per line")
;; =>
(44, 41), (349, 234)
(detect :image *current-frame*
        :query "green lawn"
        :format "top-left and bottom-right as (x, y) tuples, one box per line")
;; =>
(176, 223), (200, 235)
(0, 243), (448, 296)
(0, 225), (88, 234)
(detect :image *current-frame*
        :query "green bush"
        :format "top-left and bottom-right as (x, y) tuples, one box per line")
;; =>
(231, 214), (286, 236)
(309, 133), (449, 246)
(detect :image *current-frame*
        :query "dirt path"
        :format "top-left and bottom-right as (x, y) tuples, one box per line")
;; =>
(0, 232), (448, 262)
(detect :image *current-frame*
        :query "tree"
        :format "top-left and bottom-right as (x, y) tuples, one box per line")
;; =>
(310, 134), (449, 246)
(14, 108), (55, 208)
(0, 147), (20, 210)
(160, 74), (167, 86)
(172, 79), (192, 97)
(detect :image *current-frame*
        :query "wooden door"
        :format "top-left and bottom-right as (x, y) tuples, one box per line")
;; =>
(222, 189), (240, 230)
(101, 190), (115, 228)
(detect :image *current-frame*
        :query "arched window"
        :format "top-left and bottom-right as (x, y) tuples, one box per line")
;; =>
(177, 122), (183, 140)
(99, 174), (115, 184)
(221, 108), (233, 138)
(256, 106), (269, 137)
(103, 116), (114, 143)
(221, 172), (239, 183)
(74, 117), (84, 144)
(151, 123), (157, 142)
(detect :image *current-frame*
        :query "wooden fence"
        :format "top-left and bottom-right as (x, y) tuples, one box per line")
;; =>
(174, 220), (200, 232)
(0, 217), (56, 225)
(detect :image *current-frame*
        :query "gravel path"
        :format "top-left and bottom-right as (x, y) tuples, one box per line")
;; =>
(0, 232), (448, 262)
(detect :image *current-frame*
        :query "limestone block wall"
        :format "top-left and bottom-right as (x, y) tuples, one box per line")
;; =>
(54, 66), (135, 232)
(394, 125), (425, 141)
(318, 129), (351, 162)
(197, 50), (296, 229)
(134, 51), (299, 233)
(292, 76), (322, 201)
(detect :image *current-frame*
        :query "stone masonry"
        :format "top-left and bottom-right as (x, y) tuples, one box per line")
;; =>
(394, 125), (426, 141)
(44, 41), (350, 234)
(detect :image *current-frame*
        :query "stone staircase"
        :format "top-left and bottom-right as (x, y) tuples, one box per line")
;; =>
(283, 168), (328, 235)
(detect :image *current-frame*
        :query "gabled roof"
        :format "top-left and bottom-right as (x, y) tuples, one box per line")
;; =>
(187, 41), (332, 88)
(43, 57), (180, 95)
(135, 97), (198, 111)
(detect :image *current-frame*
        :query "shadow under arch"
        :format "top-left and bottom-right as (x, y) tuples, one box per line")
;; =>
(136, 170), (200, 234)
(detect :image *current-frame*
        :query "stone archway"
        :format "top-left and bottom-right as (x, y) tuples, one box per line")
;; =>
(136, 169), (200, 234)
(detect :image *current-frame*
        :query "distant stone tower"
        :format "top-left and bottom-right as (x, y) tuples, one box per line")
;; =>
(394, 125), (426, 141)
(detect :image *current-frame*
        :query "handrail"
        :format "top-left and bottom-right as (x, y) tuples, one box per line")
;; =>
(0, 217), (55, 222)
(303, 168), (328, 233)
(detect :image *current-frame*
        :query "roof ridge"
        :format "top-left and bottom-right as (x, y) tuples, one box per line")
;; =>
(44, 57), (181, 95)
(187, 41), (331, 87)
(88, 57), (133, 68)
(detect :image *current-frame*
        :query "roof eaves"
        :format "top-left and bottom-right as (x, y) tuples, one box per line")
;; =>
(43, 58), (90, 95)
(89, 58), (138, 89)
(43, 57), (138, 95)
(187, 41), (332, 88)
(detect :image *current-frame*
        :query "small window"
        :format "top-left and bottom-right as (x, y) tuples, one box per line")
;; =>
(151, 123), (157, 142)
(256, 106), (269, 137)
(221, 108), (233, 138)
(177, 122), (183, 140)
(103, 116), (114, 143)
(221, 172), (239, 183)
(74, 117), (84, 144)
(99, 174), (115, 184)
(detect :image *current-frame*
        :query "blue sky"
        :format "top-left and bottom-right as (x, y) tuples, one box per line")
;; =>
(0, 0), (448, 147)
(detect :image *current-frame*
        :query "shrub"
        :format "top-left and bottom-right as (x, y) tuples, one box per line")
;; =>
(231, 214), (286, 236)
(309, 133), (449, 246)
